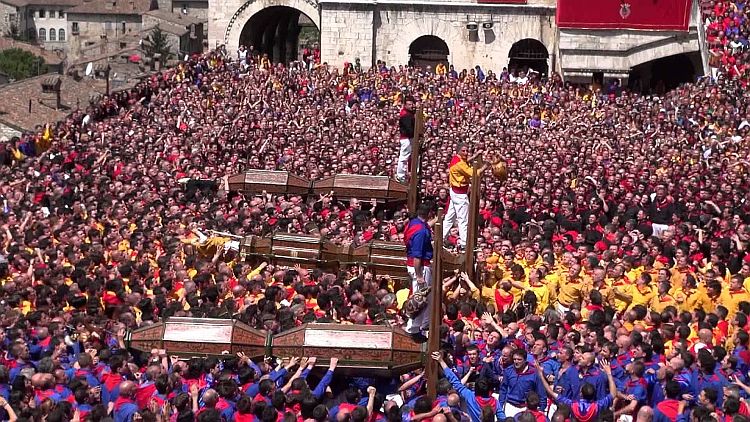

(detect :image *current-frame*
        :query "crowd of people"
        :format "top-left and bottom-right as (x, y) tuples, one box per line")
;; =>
(1, 3), (750, 420)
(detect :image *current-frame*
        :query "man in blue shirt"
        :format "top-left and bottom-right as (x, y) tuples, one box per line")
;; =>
(498, 349), (547, 418)
(403, 202), (433, 340)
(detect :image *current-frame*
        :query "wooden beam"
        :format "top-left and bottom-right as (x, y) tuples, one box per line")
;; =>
(407, 109), (425, 215)
(426, 207), (444, 400)
(465, 157), (482, 281)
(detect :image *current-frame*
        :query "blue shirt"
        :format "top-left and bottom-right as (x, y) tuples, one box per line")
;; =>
(405, 218), (433, 261)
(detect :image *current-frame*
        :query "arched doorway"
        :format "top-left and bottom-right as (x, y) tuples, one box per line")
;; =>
(627, 52), (699, 94)
(239, 6), (320, 64)
(409, 36), (449, 70)
(508, 39), (549, 76)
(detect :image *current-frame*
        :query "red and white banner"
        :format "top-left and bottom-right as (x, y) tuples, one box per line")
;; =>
(556, 0), (692, 31)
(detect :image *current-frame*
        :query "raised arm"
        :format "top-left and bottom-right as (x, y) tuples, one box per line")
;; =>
(600, 359), (616, 398)
(533, 360), (559, 400)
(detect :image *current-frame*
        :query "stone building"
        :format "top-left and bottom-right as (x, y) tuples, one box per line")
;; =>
(65, 0), (155, 58)
(0, 0), (80, 51)
(143, 9), (205, 55)
(207, 0), (704, 88)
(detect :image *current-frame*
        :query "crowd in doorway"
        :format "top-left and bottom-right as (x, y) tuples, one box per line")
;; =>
(0, 13), (750, 421)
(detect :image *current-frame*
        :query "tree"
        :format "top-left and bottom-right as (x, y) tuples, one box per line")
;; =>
(143, 26), (173, 60)
(0, 48), (47, 80)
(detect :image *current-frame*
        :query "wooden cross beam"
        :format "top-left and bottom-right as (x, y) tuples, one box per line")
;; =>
(465, 157), (482, 281)
(426, 207), (444, 400)
(407, 109), (425, 215)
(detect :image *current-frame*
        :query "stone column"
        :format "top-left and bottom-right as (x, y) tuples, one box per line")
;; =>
(286, 11), (301, 62)
(262, 17), (276, 59)
(275, 13), (292, 63)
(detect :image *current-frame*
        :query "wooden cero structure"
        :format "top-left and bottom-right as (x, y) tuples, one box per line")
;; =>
(227, 171), (408, 204)
(128, 318), (424, 377)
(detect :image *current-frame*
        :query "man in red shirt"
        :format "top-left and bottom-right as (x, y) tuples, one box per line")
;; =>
(395, 96), (416, 183)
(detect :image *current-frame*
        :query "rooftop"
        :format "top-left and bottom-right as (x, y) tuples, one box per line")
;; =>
(144, 9), (203, 26)
(66, 0), (154, 15)
(0, 73), (106, 131)
(0, 0), (81, 7)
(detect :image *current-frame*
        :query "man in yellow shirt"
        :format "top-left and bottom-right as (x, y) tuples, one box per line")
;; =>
(672, 274), (710, 313)
(556, 263), (587, 314)
(527, 268), (551, 314)
(614, 272), (656, 311)
(722, 275), (750, 318)
(650, 281), (678, 313)
(442, 143), (486, 250)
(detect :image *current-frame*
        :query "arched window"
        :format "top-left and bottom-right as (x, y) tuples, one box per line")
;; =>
(38, 28), (46, 41)
(49, 28), (56, 41)
(58, 28), (65, 41)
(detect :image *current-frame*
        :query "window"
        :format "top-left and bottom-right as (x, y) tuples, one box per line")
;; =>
(38, 9), (45, 18)
(8, 13), (16, 23)
(38, 27), (46, 40)
(58, 10), (64, 18)
(58, 28), (65, 40)
(49, 28), (55, 40)
(121, 21), (126, 34)
(71, 22), (79, 34)
(104, 20), (112, 32)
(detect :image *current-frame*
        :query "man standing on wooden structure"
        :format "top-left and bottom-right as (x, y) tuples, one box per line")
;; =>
(395, 96), (416, 183)
(443, 143), (486, 251)
(403, 201), (433, 340)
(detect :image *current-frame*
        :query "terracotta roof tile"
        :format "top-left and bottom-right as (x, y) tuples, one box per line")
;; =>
(0, 74), (106, 131)
(67, 0), (153, 15)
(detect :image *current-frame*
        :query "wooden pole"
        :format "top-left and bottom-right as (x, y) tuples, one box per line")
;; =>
(465, 157), (482, 281)
(426, 207), (444, 400)
(407, 109), (424, 215)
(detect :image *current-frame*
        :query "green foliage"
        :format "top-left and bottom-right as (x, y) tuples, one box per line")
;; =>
(0, 48), (47, 80)
(144, 26), (173, 59)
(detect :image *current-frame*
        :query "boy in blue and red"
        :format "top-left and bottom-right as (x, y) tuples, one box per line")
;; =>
(113, 381), (138, 422)
(535, 358), (618, 422)
(71, 353), (101, 388)
(694, 349), (728, 407)
(73, 388), (94, 421)
(101, 355), (127, 405)
(620, 361), (648, 417)
(498, 349), (546, 418)
(653, 381), (683, 422)
(558, 351), (608, 401)
(403, 202), (433, 338)
(433, 351), (504, 422)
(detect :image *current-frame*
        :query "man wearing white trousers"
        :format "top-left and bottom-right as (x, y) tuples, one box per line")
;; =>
(443, 143), (486, 250)
(395, 96), (416, 183)
(403, 202), (433, 340)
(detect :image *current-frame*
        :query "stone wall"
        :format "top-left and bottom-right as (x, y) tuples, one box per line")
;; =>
(0, 2), (20, 37)
(317, 2), (556, 71)
(319, 3), (372, 66)
(67, 13), (142, 58)
(0, 123), (22, 139)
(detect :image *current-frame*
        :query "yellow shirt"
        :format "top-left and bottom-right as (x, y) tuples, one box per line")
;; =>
(557, 276), (587, 306)
(448, 156), (474, 189)
(528, 284), (550, 314)
(626, 284), (656, 310)
(672, 288), (709, 313)
(650, 293), (678, 313)
(608, 276), (632, 313)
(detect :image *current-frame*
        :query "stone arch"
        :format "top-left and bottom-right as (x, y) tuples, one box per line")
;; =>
(627, 37), (700, 69)
(224, 0), (320, 51)
(408, 35), (449, 70)
(508, 38), (549, 75)
(387, 17), (464, 68)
